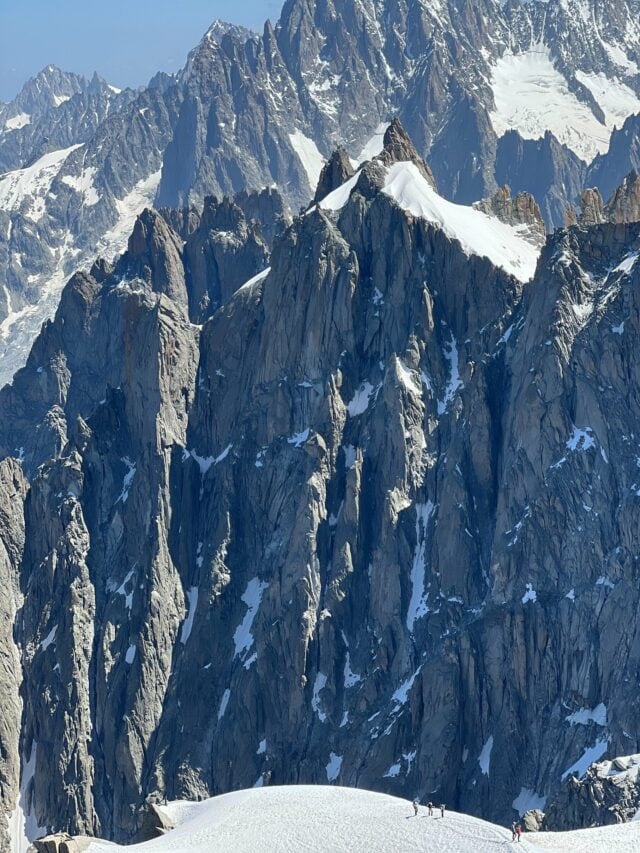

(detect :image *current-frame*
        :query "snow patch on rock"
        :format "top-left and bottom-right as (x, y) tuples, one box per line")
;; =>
(289, 130), (325, 189)
(233, 578), (268, 660)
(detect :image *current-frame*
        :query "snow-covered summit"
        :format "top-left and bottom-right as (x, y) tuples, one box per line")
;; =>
(80, 785), (640, 853)
(319, 160), (541, 283)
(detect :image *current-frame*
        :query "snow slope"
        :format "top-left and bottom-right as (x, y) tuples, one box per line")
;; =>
(289, 130), (325, 190)
(0, 169), (161, 387)
(319, 162), (540, 283)
(381, 162), (541, 282)
(488, 46), (640, 163)
(0, 145), (83, 221)
(81, 786), (640, 853)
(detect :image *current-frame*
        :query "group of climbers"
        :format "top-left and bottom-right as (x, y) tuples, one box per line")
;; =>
(411, 798), (524, 842)
(412, 800), (446, 818)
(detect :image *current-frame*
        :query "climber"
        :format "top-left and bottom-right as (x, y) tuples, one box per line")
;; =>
(412, 799), (419, 816)
(440, 803), (446, 818)
(511, 821), (517, 841)
(516, 823), (523, 842)
(427, 801), (433, 816)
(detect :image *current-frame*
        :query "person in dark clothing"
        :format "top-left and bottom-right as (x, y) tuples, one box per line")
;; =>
(511, 822), (517, 841)
(427, 802), (433, 816)
(440, 804), (446, 818)
(412, 799), (419, 816)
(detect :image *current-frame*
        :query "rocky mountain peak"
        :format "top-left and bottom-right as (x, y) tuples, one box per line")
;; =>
(604, 169), (640, 224)
(574, 171), (640, 226)
(200, 195), (246, 234)
(375, 119), (437, 188)
(203, 19), (256, 46)
(578, 187), (606, 225)
(473, 186), (546, 243)
(122, 208), (187, 305)
(314, 148), (355, 204)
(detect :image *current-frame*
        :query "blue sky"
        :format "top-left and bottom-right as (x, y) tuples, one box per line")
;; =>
(0, 1), (284, 101)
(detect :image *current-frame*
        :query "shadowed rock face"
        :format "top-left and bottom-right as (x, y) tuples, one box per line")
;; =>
(542, 752), (640, 829)
(3, 132), (640, 846)
(0, 188), (287, 475)
(314, 149), (355, 205)
(0, 459), (27, 852)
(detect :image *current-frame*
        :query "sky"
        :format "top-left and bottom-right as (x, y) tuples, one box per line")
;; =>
(0, 0), (285, 102)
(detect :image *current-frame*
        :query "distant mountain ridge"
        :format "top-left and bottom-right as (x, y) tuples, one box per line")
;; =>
(3, 1), (640, 387)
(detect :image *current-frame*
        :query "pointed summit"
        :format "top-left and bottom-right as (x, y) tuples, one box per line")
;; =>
(605, 170), (640, 224)
(376, 118), (437, 189)
(313, 148), (355, 204)
(123, 208), (187, 305)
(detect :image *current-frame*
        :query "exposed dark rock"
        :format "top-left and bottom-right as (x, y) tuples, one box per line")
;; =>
(314, 149), (355, 204)
(605, 170), (640, 224)
(473, 186), (546, 243)
(543, 755), (640, 829)
(495, 130), (587, 229)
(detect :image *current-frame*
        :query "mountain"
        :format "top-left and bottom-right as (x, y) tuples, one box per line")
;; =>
(0, 69), (180, 386)
(1, 124), (640, 848)
(29, 785), (640, 853)
(4, 1), (640, 388)
(0, 66), (131, 174)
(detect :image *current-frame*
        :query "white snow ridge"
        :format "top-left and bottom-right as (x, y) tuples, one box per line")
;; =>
(319, 160), (540, 282)
(81, 785), (640, 852)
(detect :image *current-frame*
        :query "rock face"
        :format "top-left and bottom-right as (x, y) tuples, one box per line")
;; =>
(0, 187), (284, 475)
(0, 459), (28, 853)
(3, 127), (640, 847)
(576, 172), (640, 225)
(314, 149), (355, 204)
(495, 131), (587, 229)
(0, 75), (181, 385)
(543, 754), (640, 829)
(473, 186), (546, 244)
(587, 113), (640, 202)
(604, 170), (640, 224)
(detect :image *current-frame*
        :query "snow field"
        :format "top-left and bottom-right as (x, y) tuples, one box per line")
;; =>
(81, 785), (640, 852)
(86, 786), (539, 853)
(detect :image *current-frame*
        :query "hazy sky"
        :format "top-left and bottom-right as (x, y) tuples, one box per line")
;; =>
(0, 1), (284, 102)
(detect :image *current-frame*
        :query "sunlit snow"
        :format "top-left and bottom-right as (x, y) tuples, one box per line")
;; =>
(347, 381), (376, 417)
(489, 46), (614, 162)
(61, 165), (100, 206)
(382, 162), (541, 282)
(354, 122), (389, 164)
(79, 784), (640, 852)
(0, 145), (83, 220)
(289, 130), (325, 190)
(4, 112), (31, 131)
